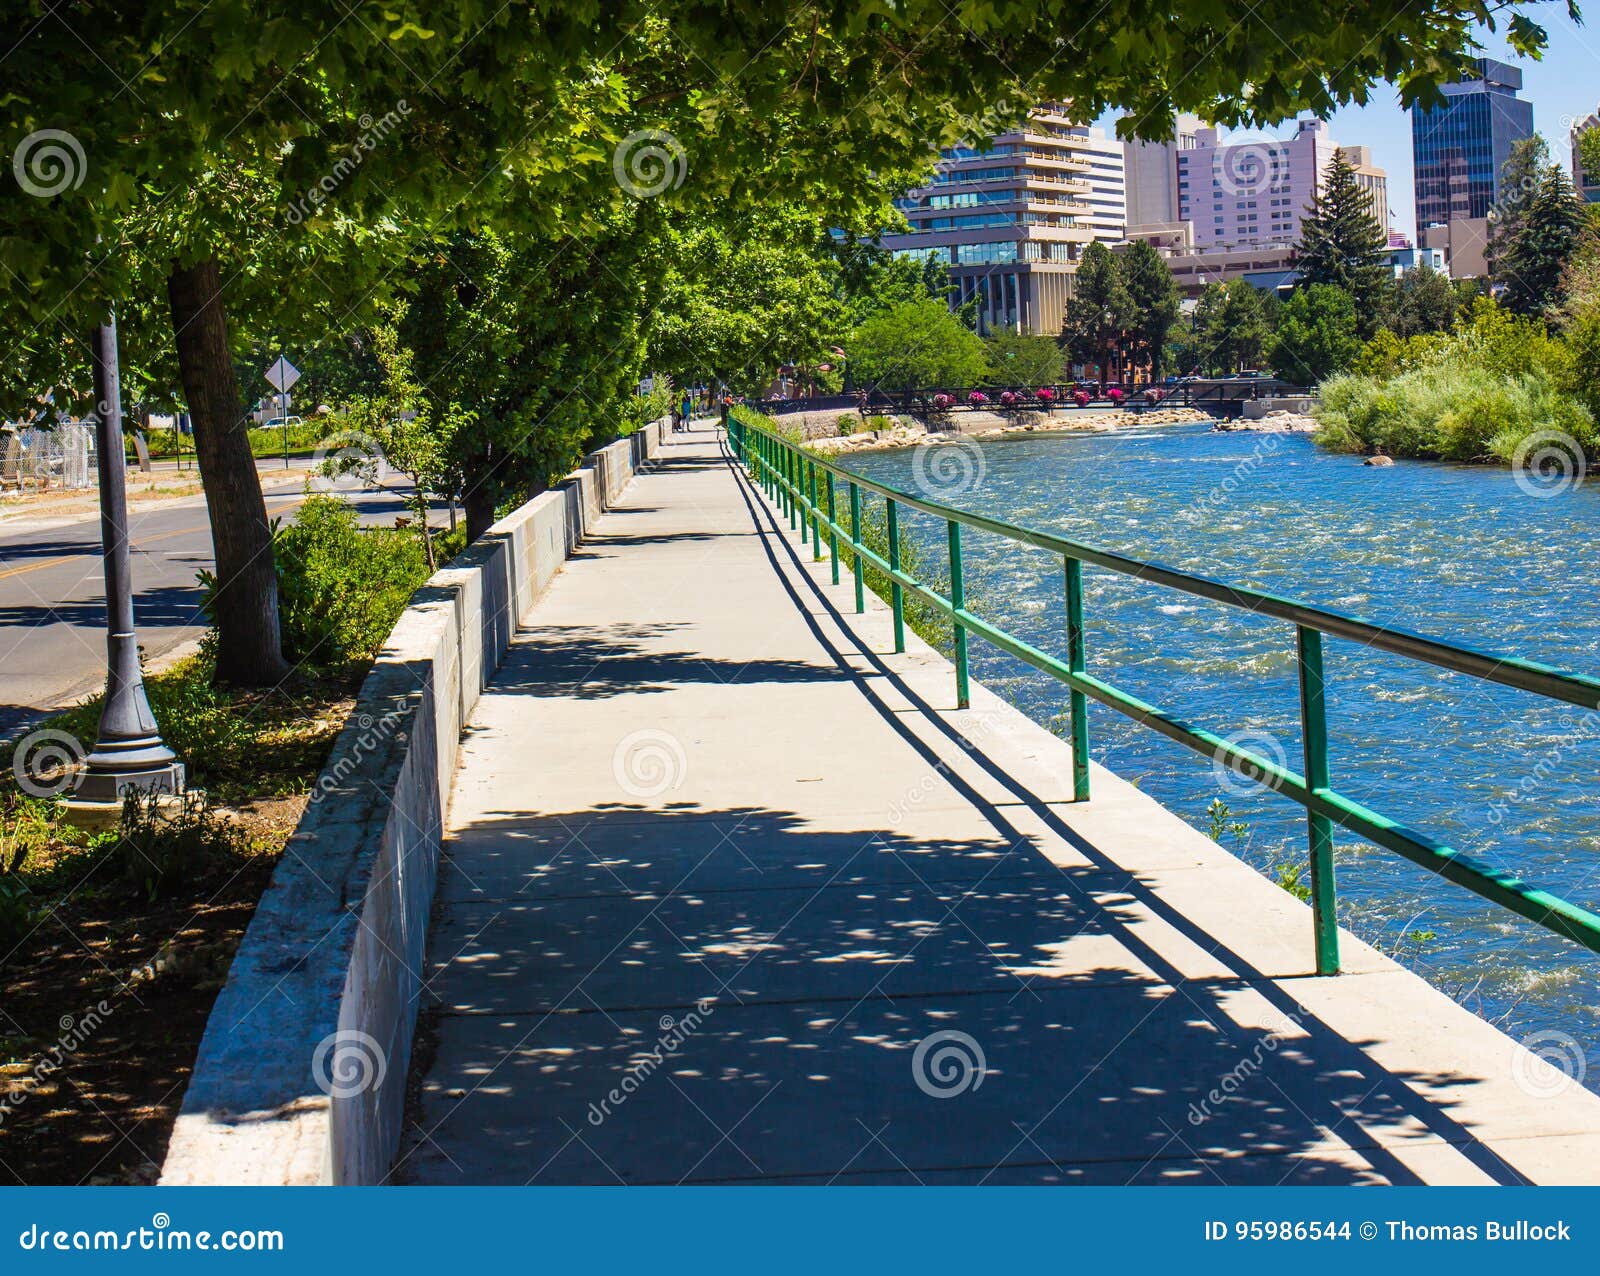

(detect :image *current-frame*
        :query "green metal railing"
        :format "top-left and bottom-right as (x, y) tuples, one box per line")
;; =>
(727, 413), (1600, 976)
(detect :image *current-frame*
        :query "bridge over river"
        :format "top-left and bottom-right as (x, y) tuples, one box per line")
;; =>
(164, 422), (1600, 1186)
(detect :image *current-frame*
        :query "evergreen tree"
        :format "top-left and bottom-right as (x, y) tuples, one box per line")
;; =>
(1295, 151), (1390, 335)
(1497, 166), (1587, 317)
(1193, 280), (1271, 375)
(1119, 241), (1182, 379)
(1487, 135), (1552, 277)
(1059, 242), (1135, 385)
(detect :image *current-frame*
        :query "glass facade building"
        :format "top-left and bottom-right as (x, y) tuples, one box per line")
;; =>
(1411, 58), (1533, 241)
(880, 106), (1124, 334)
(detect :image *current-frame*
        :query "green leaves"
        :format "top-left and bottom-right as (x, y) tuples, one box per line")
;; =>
(847, 296), (988, 392)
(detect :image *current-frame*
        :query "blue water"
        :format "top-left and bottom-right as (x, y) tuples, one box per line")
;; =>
(841, 423), (1600, 1070)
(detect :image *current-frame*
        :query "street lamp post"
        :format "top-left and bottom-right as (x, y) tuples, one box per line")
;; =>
(76, 311), (185, 804)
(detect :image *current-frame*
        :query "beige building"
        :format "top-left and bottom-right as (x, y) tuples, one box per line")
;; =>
(1420, 216), (1490, 279)
(1574, 109), (1600, 203)
(882, 103), (1125, 335)
(1339, 144), (1391, 230)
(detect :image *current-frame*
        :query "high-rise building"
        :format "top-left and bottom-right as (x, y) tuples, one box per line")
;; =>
(1175, 119), (1382, 250)
(1339, 145), (1391, 230)
(1122, 114), (1204, 230)
(881, 104), (1125, 335)
(1573, 108), (1600, 203)
(1410, 57), (1534, 241)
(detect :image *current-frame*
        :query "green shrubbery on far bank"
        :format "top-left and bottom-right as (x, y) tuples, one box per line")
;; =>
(1314, 298), (1599, 463)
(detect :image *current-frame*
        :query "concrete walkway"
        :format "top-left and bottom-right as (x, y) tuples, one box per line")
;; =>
(395, 425), (1600, 1185)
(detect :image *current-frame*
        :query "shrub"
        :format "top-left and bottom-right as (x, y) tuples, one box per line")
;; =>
(270, 496), (432, 668)
(98, 791), (249, 902)
(1315, 363), (1597, 462)
(0, 844), (36, 961)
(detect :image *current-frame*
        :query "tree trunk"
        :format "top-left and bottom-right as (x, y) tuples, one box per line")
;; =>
(166, 256), (291, 685)
(464, 485), (496, 542)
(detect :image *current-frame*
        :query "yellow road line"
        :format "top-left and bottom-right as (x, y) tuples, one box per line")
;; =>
(0, 494), (309, 583)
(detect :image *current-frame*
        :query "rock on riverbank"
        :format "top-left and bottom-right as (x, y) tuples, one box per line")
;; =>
(804, 407), (1214, 456)
(1211, 409), (1319, 434)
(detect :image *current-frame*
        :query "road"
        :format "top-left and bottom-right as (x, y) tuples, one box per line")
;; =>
(0, 481), (429, 740)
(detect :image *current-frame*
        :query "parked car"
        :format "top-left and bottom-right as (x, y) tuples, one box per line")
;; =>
(263, 415), (305, 429)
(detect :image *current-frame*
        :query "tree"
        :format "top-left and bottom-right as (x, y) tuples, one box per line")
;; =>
(1193, 281), (1272, 374)
(1, 0), (1572, 679)
(847, 297), (988, 393)
(1295, 151), (1390, 335)
(1388, 266), (1460, 336)
(1119, 241), (1182, 379)
(982, 331), (1065, 386)
(651, 209), (844, 396)
(399, 224), (655, 541)
(1059, 242), (1135, 384)
(1497, 166), (1587, 317)
(1487, 135), (1553, 277)
(339, 318), (470, 572)
(1270, 285), (1360, 383)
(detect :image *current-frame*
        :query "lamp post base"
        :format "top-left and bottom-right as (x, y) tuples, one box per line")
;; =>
(75, 759), (186, 804)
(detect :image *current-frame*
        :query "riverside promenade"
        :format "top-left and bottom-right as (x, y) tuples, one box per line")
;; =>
(394, 425), (1600, 1185)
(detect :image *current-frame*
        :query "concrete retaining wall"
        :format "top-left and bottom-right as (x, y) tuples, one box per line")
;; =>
(160, 420), (669, 1186)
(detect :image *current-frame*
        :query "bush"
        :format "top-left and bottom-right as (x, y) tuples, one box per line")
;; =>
(1315, 364), (1597, 462)
(270, 496), (432, 667)
(97, 791), (249, 902)
(0, 844), (37, 960)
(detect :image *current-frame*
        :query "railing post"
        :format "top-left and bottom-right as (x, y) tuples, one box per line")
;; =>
(809, 460), (821, 560)
(1064, 556), (1090, 801)
(1296, 624), (1341, 975)
(826, 472), (840, 585)
(848, 481), (864, 613)
(948, 519), (969, 709)
(786, 446), (797, 529)
(886, 497), (905, 653)
(800, 456), (810, 547)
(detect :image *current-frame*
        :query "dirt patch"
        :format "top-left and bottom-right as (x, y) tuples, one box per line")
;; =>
(0, 803), (302, 1185)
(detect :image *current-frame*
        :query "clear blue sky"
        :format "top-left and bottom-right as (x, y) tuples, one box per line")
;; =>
(1102, 1), (1600, 237)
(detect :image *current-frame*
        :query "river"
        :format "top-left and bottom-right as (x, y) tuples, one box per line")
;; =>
(838, 421), (1600, 1080)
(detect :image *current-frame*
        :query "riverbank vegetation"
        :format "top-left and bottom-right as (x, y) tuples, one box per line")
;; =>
(1316, 298), (1598, 462)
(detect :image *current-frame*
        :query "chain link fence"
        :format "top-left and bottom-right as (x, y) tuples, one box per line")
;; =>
(1, 420), (97, 492)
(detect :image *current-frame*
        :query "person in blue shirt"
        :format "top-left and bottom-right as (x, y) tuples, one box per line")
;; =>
(679, 392), (693, 431)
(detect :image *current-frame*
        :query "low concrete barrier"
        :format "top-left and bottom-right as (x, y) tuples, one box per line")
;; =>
(160, 420), (669, 1186)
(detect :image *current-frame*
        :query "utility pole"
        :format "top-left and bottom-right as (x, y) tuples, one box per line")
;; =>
(76, 310), (185, 804)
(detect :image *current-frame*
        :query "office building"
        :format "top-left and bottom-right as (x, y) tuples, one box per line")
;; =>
(882, 105), (1125, 334)
(1175, 119), (1385, 250)
(1122, 113), (1205, 230)
(1410, 57), (1534, 241)
(1419, 217), (1491, 279)
(1573, 108), (1600, 203)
